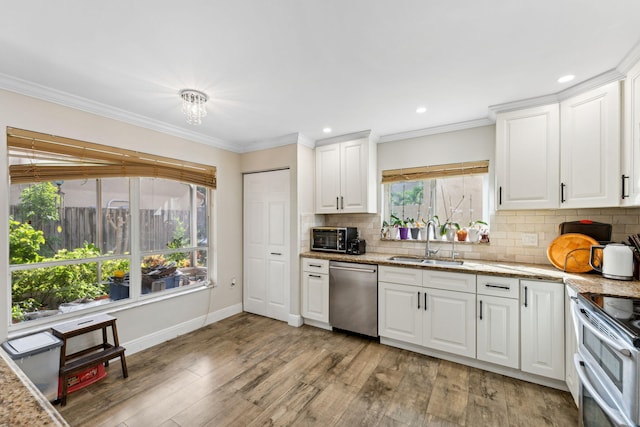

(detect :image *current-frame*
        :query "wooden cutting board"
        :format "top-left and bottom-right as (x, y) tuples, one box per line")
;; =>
(547, 233), (599, 273)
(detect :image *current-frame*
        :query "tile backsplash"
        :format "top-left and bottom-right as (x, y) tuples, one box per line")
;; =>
(319, 208), (640, 266)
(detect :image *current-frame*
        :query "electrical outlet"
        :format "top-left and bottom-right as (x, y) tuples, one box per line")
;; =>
(521, 233), (538, 247)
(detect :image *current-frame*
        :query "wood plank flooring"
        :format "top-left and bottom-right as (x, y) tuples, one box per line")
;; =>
(57, 313), (578, 427)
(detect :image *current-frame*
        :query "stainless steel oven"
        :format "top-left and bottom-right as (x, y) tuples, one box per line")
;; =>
(573, 294), (639, 426)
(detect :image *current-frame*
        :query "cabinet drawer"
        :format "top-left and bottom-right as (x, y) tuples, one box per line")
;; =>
(302, 258), (329, 274)
(379, 266), (423, 286)
(477, 275), (519, 299)
(423, 271), (476, 293)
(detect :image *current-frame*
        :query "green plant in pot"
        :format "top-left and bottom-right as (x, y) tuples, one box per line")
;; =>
(390, 214), (410, 240)
(467, 219), (488, 243)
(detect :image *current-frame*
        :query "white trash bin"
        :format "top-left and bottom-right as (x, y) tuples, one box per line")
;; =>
(2, 331), (63, 401)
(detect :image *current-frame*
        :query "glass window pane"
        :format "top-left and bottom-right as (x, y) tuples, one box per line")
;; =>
(102, 178), (130, 255)
(141, 250), (205, 295)
(140, 178), (192, 252)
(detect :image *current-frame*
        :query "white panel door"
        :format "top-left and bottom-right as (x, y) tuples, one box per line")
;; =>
(477, 295), (519, 369)
(243, 169), (290, 322)
(378, 281), (422, 345)
(560, 82), (620, 208)
(521, 280), (565, 380)
(495, 104), (560, 209)
(423, 288), (476, 358)
(315, 144), (341, 213)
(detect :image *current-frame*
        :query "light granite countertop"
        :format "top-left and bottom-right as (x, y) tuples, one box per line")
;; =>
(0, 348), (68, 426)
(301, 251), (640, 298)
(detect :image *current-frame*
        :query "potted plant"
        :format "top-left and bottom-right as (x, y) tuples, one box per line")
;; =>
(467, 219), (488, 243)
(391, 214), (410, 240)
(409, 218), (421, 240)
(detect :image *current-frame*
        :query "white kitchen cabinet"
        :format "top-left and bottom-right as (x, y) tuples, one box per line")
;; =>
(422, 287), (476, 358)
(565, 285), (579, 406)
(520, 280), (565, 380)
(622, 60), (640, 206)
(301, 258), (329, 323)
(378, 281), (422, 345)
(495, 104), (560, 210)
(560, 81), (621, 208)
(315, 137), (376, 214)
(476, 276), (519, 369)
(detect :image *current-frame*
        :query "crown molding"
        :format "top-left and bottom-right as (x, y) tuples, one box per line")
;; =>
(378, 118), (493, 144)
(0, 72), (238, 152)
(556, 68), (624, 101)
(238, 133), (303, 153)
(618, 39), (640, 74)
(488, 94), (559, 120)
(315, 129), (374, 146)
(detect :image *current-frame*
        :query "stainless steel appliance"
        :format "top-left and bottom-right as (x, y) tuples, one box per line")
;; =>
(329, 261), (378, 337)
(573, 293), (640, 426)
(311, 227), (357, 253)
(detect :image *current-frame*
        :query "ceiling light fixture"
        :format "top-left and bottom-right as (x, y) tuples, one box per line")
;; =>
(557, 75), (575, 83)
(180, 89), (208, 125)
(416, 106), (427, 114)
(323, 127), (332, 133)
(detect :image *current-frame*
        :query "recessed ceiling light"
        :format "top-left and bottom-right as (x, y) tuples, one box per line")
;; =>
(322, 127), (332, 133)
(416, 106), (427, 114)
(557, 75), (575, 83)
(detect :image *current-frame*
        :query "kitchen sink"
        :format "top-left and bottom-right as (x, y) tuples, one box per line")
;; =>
(388, 256), (464, 266)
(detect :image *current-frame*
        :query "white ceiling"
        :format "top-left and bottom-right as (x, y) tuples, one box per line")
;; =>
(1, 1), (640, 153)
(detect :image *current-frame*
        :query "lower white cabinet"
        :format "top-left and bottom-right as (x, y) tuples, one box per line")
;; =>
(520, 280), (565, 380)
(423, 287), (476, 358)
(378, 281), (422, 345)
(301, 258), (329, 323)
(476, 275), (520, 369)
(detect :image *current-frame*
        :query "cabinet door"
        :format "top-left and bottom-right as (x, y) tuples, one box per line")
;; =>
(496, 104), (560, 210)
(315, 144), (341, 213)
(560, 82), (621, 208)
(477, 295), (519, 369)
(302, 272), (329, 323)
(340, 139), (370, 213)
(520, 280), (565, 380)
(423, 288), (476, 358)
(378, 281), (422, 345)
(622, 60), (640, 205)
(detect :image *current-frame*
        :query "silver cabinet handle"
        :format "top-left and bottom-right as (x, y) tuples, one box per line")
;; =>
(484, 284), (510, 290)
(340, 196), (344, 210)
(309, 274), (322, 279)
(329, 265), (376, 273)
(417, 292), (421, 310)
(271, 252), (282, 256)
(523, 286), (528, 307)
(336, 197), (339, 210)
(479, 300), (483, 320)
(309, 264), (322, 268)
(424, 292), (427, 311)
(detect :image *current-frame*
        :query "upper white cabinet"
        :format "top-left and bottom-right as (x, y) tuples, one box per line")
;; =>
(315, 136), (377, 214)
(622, 60), (640, 205)
(520, 280), (565, 381)
(495, 81), (622, 210)
(496, 104), (560, 209)
(560, 81), (621, 208)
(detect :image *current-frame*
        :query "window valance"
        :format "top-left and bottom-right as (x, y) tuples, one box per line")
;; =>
(7, 127), (217, 188)
(381, 160), (489, 184)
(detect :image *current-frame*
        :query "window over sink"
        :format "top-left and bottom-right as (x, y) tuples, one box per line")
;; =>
(381, 161), (490, 241)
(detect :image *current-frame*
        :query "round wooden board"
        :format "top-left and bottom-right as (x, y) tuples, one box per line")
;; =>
(547, 233), (599, 273)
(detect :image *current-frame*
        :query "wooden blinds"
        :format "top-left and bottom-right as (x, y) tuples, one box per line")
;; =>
(381, 160), (489, 184)
(7, 127), (217, 188)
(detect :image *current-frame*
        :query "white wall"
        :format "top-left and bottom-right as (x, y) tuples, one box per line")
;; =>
(0, 89), (243, 344)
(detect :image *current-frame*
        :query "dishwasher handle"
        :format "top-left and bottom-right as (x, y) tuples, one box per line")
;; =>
(329, 265), (377, 274)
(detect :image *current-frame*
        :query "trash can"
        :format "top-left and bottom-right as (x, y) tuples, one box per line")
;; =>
(2, 331), (63, 401)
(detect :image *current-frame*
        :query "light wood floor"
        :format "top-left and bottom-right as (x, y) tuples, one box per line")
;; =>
(57, 312), (578, 427)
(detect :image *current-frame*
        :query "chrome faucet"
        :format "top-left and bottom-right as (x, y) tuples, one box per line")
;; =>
(424, 219), (439, 258)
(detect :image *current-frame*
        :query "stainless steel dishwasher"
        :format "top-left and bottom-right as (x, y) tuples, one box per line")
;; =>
(329, 261), (378, 337)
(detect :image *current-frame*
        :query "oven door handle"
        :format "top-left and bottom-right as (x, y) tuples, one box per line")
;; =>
(573, 354), (632, 427)
(573, 303), (633, 358)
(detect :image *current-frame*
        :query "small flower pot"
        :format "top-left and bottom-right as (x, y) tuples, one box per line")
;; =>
(456, 229), (468, 242)
(410, 228), (420, 240)
(399, 227), (409, 240)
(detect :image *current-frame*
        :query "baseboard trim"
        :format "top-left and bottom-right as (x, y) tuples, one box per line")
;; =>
(288, 314), (304, 327)
(302, 318), (333, 331)
(123, 303), (243, 355)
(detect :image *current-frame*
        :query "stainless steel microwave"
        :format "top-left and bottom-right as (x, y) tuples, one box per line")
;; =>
(311, 227), (357, 253)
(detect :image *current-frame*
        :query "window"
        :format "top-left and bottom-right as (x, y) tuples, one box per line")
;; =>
(382, 161), (489, 240)
(8, 128), (214, 324)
